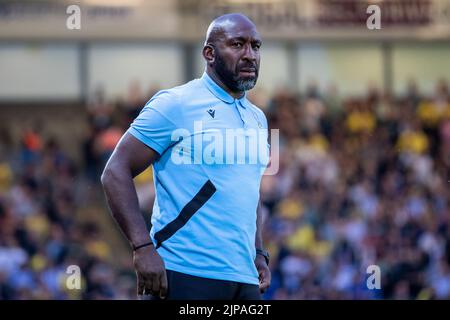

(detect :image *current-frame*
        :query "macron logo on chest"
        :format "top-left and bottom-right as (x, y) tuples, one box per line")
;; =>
(207, 108), (216, 118)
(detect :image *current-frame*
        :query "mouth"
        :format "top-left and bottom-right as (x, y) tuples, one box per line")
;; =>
(239, 68), (256, 77)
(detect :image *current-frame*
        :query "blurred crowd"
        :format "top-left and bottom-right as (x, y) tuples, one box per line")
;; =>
(260, 79), (450, 299)
(1, 77), (450, 299)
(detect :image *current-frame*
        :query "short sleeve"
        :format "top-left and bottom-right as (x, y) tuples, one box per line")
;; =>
(256, 108), (270, 150)
(258, 109), (268, 130)
(127, 90), (178, 155)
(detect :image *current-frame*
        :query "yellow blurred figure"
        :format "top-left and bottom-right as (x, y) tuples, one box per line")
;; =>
(309, 133), (329, 154)
(346, 110), (376, 134)
(287, 224), (315, 252)
(134, 165), (153, 185)
(417, 101), (446, 127)
(25, 213), (50, 240)
(277, 197), (304, 220)
(85, 240), (111, 260)
(0, 162), (13, 192)
(396, 130), (429, 154)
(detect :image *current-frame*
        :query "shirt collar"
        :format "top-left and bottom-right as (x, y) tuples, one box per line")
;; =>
(201, 71), (247, 108)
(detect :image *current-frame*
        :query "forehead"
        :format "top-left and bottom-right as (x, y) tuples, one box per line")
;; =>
(221, 23), (261, 42)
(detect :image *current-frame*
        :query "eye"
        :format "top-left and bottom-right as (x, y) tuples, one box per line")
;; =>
(253, 43), (261, 51)
(232, 42), (243, 48)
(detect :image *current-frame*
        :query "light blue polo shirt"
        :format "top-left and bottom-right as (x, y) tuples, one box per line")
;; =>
(127, 72), (269, 285)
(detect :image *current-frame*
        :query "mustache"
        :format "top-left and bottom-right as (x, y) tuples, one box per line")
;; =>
(237, 63), (258, 73)
(238, 64), (257, 69)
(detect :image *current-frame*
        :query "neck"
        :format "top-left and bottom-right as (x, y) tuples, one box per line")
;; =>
(206, 68), (244, 100)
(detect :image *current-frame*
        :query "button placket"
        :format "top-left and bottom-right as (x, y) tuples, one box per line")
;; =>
(235, 100), (249, 129)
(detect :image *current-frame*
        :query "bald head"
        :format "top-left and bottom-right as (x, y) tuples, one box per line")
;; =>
(202, 13), (261, 97)
(205, 13), (257, 46)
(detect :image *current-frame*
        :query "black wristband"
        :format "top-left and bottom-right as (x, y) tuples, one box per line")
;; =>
(256, 248), (270, 265)
(133, 241), (154, 251)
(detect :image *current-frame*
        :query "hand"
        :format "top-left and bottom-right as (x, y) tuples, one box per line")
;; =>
(255, 255), (271, 293)
(133, 245), (168, 299)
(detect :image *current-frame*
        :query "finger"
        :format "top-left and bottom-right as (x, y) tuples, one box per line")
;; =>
(151, 273), (161, 296)
(143, 276), (155, 296)
(259, 283), (268, 293)
(159, 272), (168, 299)
(258, 269), (265, 284)
(259, 271), (271, 292)
(259, 280), (270, 292)
(137, 274), (145, 296)
(258, 270), (265, 282)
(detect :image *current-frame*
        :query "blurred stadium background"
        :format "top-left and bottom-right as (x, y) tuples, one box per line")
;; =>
(1, 0), (450, 300)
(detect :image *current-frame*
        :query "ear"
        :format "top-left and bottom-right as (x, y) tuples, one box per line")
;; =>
(202, 44), (215, 66)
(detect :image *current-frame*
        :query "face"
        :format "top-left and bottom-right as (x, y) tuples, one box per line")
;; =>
(211, 26), (262, 92)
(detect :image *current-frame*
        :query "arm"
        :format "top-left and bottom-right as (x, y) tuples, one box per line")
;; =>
(101, 132), (167, 299)
(255, 200), (271, 293)
(255, 200), (264, 250)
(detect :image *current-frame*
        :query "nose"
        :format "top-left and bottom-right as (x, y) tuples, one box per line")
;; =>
(242, 43), (257, 63)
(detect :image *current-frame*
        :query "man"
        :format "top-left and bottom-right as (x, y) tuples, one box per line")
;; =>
(101, 13), (271, 300)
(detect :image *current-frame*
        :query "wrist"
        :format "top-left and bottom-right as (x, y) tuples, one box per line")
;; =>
(256, 248), (270, 266)
(132, 240), (154, 252)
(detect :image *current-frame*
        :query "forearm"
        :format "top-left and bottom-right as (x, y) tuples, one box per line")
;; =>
(255, 200), (264, 249)
(101, 165), (151, 248)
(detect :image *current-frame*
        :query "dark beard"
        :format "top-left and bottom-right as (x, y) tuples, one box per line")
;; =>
(213, 52), (258, 92)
